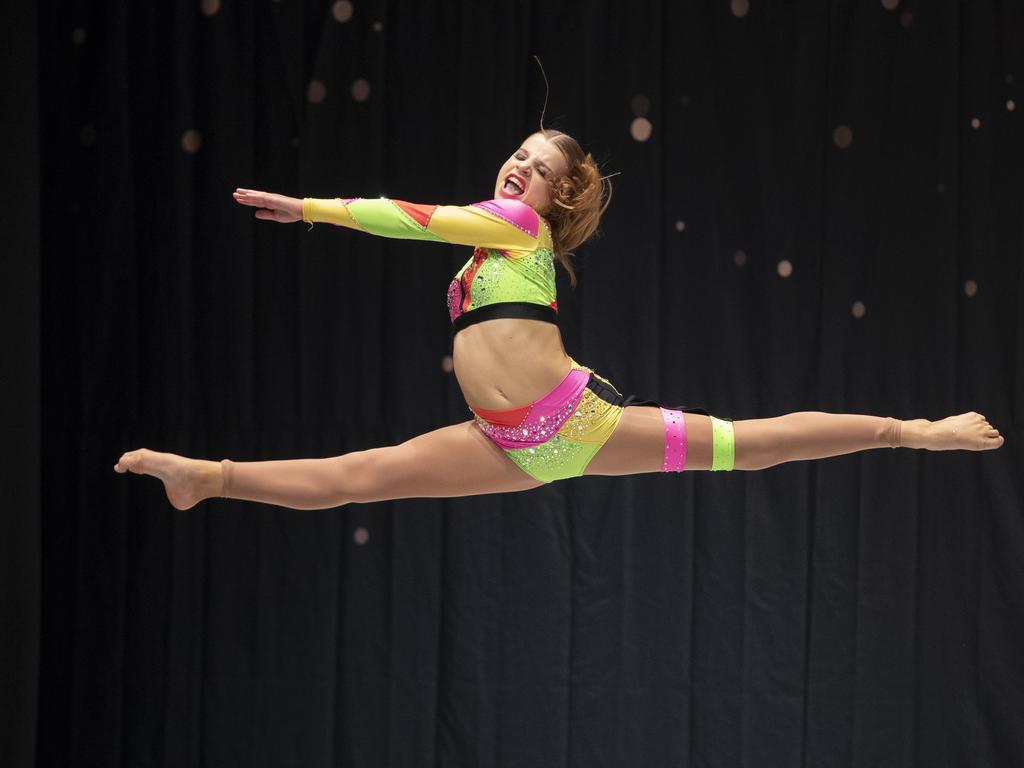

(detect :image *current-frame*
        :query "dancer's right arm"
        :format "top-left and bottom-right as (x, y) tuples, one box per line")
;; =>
(232, 189), (303, 223)
(232, 187), (543, 255)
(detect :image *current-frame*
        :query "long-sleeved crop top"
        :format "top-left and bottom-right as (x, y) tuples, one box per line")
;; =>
(302, 196), (558, 333)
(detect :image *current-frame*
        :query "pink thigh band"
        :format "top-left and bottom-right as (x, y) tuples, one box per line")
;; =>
(660, 407), (687, 472)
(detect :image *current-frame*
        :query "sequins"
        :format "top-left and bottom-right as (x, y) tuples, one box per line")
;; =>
(559, 391), (604, 441)
(659, 408), (687, 472)
(447, 278), (463, 321)
(468, 366), (626, 482)
(506, 433), (595, 479)
(445, 246), (556, 320)
(474, 394), (582, 447)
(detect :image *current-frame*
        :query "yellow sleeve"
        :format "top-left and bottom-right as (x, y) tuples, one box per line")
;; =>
(302, 197), (550, 256)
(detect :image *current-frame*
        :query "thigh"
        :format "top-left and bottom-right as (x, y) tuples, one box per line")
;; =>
(351, 419), (543, 503)
(583, 406), (715, 475)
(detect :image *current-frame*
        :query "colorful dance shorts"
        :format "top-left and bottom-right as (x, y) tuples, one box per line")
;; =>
(469, 358), (735, 483)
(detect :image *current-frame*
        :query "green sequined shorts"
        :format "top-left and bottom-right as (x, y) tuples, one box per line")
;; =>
(468, 360), (626, 483)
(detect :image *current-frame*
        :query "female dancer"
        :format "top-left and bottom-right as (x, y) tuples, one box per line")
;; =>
(113, 129), (1003, 510)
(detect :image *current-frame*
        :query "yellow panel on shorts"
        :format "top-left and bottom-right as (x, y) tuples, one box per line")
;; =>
(502, 388), (626, 483)
(557, 388), (624, 444)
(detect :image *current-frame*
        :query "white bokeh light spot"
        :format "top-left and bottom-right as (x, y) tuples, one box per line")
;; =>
(964, 280), (978, 297)
(181, 129), (202, 154)
(970, 116), (981, 129)
(332, 0), (353, 22)
(733, 249), (747, 267)
(1007, 99), (1016, 112)
(881, 0), (899, 9)
(201, 0), (220, 16)
(833, 125), (853, 148)
(730, 0), (750, 18)
(353, 527), (369, 545)
(373, 21), (384, 32)
(352, 78), (371, 102)
(307, 79), (326, 104)
(852, 301), (866, 319)
(630, 116), (652, 142)
(441, 355), (454, 373)
(675, 220), (686, 232)
(777, 259), (793, 278)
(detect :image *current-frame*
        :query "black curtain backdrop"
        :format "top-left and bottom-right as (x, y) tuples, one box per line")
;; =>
(1, 0), (40, 767)
(18, 0), (1024, 766)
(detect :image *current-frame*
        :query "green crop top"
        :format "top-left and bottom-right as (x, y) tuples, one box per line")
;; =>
(302, 196), (558, 332)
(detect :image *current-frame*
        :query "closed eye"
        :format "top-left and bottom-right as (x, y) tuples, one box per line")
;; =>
(514, 153), (548, 178)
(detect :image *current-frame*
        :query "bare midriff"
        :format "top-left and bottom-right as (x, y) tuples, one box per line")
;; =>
(452, 318), (575, 411)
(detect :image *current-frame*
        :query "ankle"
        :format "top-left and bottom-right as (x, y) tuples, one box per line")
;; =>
(881, 417), (903, 448)
(217, 458), (231, 497)
(197, 459), (225, 499)
(895, 418), (931, 449)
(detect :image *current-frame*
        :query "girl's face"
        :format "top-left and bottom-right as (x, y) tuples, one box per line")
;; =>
(494, 134), (568, 216)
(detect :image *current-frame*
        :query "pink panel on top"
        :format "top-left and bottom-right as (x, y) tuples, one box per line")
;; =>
(659, 408), (687, 472)
(474, 368), (590, 450)
(471, 198), (539, 239)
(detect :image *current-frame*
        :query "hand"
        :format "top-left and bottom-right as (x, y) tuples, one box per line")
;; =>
(232, 188), (303, 223)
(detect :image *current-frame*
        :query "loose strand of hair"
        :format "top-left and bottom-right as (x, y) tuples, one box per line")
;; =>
(532, 54), (550, 132)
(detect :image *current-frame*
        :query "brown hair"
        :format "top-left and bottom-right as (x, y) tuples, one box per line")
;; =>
(533, 129), (613, 288)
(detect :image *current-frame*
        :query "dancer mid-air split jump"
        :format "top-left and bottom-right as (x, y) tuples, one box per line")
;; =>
(114, 128), (1003, 510)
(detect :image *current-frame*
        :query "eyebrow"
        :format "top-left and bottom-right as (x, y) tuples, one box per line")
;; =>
(517, 147), (552, 174)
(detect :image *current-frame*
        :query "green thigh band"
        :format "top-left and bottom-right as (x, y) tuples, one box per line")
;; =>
(710, 416), (735, 471)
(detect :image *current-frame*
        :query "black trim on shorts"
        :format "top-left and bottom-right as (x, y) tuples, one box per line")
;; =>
(585, 373), (625, 406)
(620, 395), (711, 416)
(585, 373), (713, 416)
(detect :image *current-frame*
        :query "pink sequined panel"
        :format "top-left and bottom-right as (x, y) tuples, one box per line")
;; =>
(475, 368), (590, 450)
(471, 199), (539, 239)
(447, 278), (463, 321)
(660, 408), (687, 472)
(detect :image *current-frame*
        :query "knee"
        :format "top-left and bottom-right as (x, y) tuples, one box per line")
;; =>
(336, 446), (407, 504)
(732, 417), (785, 471)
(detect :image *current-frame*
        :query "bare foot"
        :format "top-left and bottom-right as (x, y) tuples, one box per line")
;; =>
(905, 412), (1005, 451)
(113, 448), (223, 510)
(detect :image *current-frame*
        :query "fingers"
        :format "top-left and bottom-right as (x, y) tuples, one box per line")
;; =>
(233, 188), (265, 207)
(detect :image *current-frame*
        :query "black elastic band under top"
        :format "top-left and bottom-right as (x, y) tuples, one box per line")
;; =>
(451, 302), (558, 334)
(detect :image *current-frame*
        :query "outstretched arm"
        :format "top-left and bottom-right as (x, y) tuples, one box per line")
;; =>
(233, 188), (547, 256)
(232, 188), (303, 223)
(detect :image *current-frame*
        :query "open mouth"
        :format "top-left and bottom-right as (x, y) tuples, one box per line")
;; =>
(501, 174), (526, 196)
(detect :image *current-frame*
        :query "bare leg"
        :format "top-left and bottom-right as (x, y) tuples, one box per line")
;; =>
(584, 408), (1004, 475)
(114, 419), (542, 510)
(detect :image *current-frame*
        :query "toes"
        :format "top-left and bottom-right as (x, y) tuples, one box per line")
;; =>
(114, 449), (147, 473)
